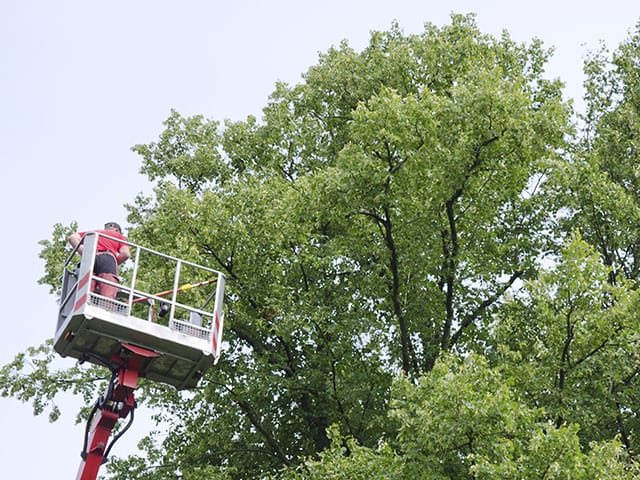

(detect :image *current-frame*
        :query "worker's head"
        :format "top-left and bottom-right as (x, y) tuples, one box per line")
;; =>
(104, 222), (122, 233)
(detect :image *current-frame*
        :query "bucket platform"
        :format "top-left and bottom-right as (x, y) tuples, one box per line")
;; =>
(54, 232), (225, 389)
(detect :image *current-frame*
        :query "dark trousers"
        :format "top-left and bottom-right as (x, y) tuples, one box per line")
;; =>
(92, 252), (119, 299)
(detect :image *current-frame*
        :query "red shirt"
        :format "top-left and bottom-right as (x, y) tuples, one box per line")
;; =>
(79, 229), (127, 257)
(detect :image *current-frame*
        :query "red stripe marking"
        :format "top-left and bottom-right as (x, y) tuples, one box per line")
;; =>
(212, 312), (220, 352)
(77, 272), (91, 290)
(74, 293), (87, 311)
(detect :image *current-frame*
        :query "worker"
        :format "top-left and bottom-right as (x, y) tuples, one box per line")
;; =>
(68, 222), (131, 299)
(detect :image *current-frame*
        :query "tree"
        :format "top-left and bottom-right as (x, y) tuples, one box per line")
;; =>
(279, 354), (635, 480)
(527, 19), (640, 463)
(551, 20), (640, 283)
(12, 13), (634, 479)
(493, 234), (640, 462)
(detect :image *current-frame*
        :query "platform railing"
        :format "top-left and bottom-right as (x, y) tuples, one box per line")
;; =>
(58, 231), (225, 359)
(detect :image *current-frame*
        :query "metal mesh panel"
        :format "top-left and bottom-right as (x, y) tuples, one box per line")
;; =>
(89, 293), (130, 316)
(170, 318), (210, 340)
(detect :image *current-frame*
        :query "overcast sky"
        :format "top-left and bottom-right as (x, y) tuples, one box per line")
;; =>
(1, 1), (639, 478)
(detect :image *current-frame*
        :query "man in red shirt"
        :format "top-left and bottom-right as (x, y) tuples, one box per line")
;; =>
(68, 222), (131, 299)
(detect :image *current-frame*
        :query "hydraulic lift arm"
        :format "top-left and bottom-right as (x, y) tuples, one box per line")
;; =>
(76, 343), (159, 480)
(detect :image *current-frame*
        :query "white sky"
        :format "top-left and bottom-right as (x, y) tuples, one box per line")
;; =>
(1, 1), (638, 478)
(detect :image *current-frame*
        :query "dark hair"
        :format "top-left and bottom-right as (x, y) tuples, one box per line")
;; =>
(104, 222), (122, 232)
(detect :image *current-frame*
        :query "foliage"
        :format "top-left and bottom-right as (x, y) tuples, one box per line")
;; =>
(0, 341), (112, 423)
(134, 109), (226, 193)
(552, 19), (640, 282)
(4, 12), (640, 480)
(494, 233), (640, 459)
(37, 221), (78, 295)
(279, 355), (636, 480)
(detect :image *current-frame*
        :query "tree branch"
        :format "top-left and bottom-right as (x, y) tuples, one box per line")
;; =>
(448, 269), (523, 347)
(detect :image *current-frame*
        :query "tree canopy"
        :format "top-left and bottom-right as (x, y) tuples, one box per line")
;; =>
(3, 12), (640, 479)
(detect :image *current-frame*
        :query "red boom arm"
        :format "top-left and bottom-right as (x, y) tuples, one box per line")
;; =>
(76, 343), (159, 480)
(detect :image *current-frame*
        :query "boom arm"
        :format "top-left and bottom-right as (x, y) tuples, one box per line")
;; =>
(76, 343), (159, 480)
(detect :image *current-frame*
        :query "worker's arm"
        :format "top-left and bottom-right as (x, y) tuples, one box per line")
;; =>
(117, 244), (131, 265)
(68, 232), (84, 255)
